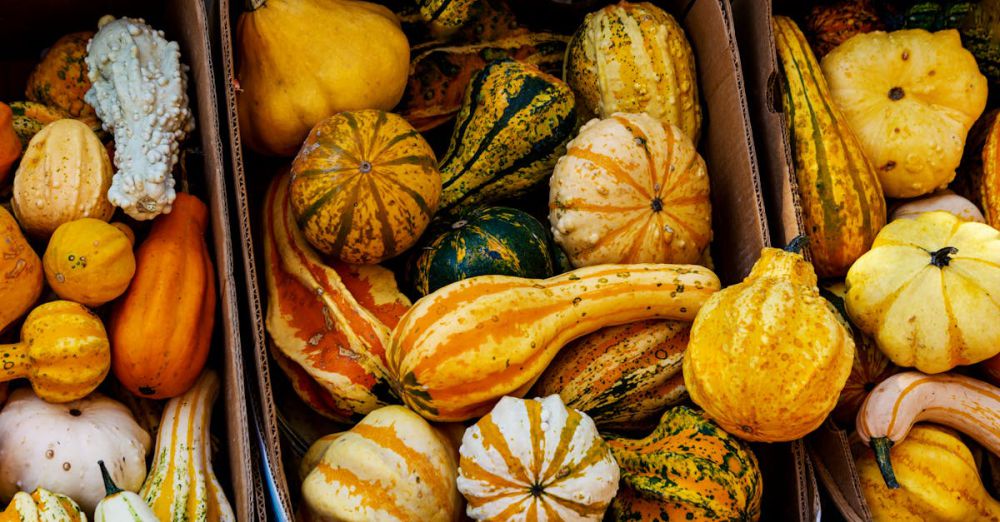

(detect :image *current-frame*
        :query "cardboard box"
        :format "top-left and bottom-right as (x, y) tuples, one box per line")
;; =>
(0, 1), (262, 519)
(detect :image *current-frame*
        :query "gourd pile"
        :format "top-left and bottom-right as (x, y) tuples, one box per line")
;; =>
(0, 15), (235, 522)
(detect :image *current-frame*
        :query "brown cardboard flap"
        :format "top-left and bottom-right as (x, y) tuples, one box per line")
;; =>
(809, 421), (873, 522)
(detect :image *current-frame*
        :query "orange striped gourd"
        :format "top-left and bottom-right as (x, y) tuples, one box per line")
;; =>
(389, 264), (720, 422)
(981, 113), (1000, 227)
(0, 488), (86, 522)
(772, 16), (886, 277)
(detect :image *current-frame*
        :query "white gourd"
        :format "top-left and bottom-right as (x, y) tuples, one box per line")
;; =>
(94, 461), (158, 522)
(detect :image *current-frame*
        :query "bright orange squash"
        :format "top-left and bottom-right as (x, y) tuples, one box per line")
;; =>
(0, 103), (20, 184)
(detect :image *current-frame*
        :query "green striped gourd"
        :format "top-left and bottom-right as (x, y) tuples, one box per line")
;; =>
(416, 0), (481, 37)
(95, 461), (158, 522)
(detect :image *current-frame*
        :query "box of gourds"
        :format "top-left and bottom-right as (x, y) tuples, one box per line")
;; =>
(733, 0), (1000, 520)
(0, 0), (261, 520)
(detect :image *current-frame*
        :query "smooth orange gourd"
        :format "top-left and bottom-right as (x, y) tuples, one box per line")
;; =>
(0, 103), (20, 184)
(0, 207), (42, 333)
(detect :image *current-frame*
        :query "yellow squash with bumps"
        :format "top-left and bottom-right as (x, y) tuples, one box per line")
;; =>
(43, 219), (135, 307)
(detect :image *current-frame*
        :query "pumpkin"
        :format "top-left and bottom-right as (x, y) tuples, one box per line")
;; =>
(237, 0), (410, 156)
(891, 189), (985, 223)
(408, 206), (555, 297)
(110, 193), (215, 399)
(43, 219), (135, 307)
(438, 59), (576, 215)
(822, 29), (988, 198)
(140, 371), (236, 522)
(416, 0), (480, 37)
(0, 207), (42, 333)
(457, 395), (619, 520)
(26, 32), (97, 123)
(605, 406), (763, 522)
(389, 263), (720, 421)
(857, 424), (1000, 520)
(12, 118), (113, 237)
(683, 247), (854, 442)
(979, 110), (1000, 227)
(805, 0), (884, 57)
(564, 1), (701, 141)
(773, 16), (887, 277)
(301, 405), (461, 521)
(0, 488), (86, 522)
(0, 103), (20, 184)
(95, 461), (158, 522)
(532, 319), (688, 430)
(8, 101), (71, 150)
(845, 211), (1000, 373)
(0, 388), (151, 513)
(289, 110), (441, 264)
(549, 112), (711, 267)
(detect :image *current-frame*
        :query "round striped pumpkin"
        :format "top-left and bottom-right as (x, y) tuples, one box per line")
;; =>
(289, 110), (441, 264)
(457, 395), (619, 521)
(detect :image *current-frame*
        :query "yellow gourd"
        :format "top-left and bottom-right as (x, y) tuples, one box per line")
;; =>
(43, 219), (135, 307)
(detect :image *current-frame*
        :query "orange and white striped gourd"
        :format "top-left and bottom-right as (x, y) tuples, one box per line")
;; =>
(0, 488), (86, 522)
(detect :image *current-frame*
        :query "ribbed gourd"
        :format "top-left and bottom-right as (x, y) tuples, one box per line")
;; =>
(0, 207), (42, 333)
(0, 488), (86, 522)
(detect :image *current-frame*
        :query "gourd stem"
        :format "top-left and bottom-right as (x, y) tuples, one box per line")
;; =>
(784, 235), (809, 254)
(0, 342), (30, 381)
(98, 460), (123, 495)
(246, 0), (266, 11)
(930, 246), (958, 268)
(871, 437), (900, 489)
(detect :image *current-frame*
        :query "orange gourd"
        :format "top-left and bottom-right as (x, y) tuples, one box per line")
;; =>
(0, 103), (20, 184)
(0, 207), (42, 333)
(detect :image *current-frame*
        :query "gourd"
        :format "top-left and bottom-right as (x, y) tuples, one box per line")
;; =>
(437, 59), (576, 215)
(457, 395), (619, 520)
(140, 371), (236, 522)
(236, 0), (409, 156)
(821, 29), (988, 198)
(0, 301), (110, 403)
(301, 405), (461, 521)
(110, 193), (215, 399)
(86, 16), (195, 220)
(856, 371), (1000, 489)
(289, 110), (441, 264)
(298, 433), (344, 482)
(95, 461), (158, 522)
(0, 488), (86, 522)
(416, 0), (480, 37)
(408, 206), (554, 297)
(389, 262), (720, 421)
(605, 406), (763, 522)
(0, 388), (151, 513)
(773, 16), (886, 277)
(0, 207), (42, 333)
(565, 1), (701, 141)
(12, 118), (113, 237)
(845, 211), (1000, 373)
(533, 320), (689, 430)
(683, 247), (854, 442)
(890, 189), (985, 223)
(857, 424), (1000, 521)
(0, 102), (20, 183)
(26, 32), (97, 123)
(7, 101), (75, 149)
(805, 0), (883, 57)
(43, 219), (135, 307)
(549, 113), (712, 267)
(980, 110), (1000, 226)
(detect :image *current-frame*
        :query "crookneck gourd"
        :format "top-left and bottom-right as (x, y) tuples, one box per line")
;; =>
(0, 207), (42, 333)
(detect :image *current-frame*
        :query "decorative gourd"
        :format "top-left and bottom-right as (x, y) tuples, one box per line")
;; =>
(289, 110), (441, 264)
(389, 263), (719, 421)
(857, 424), (1000, 520)
(301, 405), (461, 521)
(0, 207), (42, 333)
(901, 1), (975, 31)
(891, 189), (985, 223)
(416, 0), (480, 37)
(86, 16), (195, 220)
(980, 110), (1000, 226)
(533, 320), (689, 430)
(605, 406), (763, 522)
(856, 371), (1000, 489)
(565, 2), (701, 141)
(821, 29), (988, 198)
(43, 219), (135, 307)
(0, 103), (20, 183)
(12, 118), (113, 237)
(549, 113), (711, 267)
(805, 0), (883, 57)
(26, 32), (97, 123)
(408, 206), (554, 296)
(437, 59), (576, 215)
(110, 193), (215, 399)
(95, 461), (158, 522)
(8, 102), (70, 149)
(237, 0), (409, 156)
(0, 488), (86, 522)
(0, 389), (150, 513)
(959, 0), (1000, 85)
(298, 433), (344, 482)
(845, 211), (1000, 373)
(683, 247), (854, 442)
(457, 395), (619, 520)
(773, 16), (886, 277)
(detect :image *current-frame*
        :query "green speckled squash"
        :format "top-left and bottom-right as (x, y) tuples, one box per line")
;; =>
(8, 101), (69, 149)
(26, 32), (97, 124)
(416, 0), (481, 37)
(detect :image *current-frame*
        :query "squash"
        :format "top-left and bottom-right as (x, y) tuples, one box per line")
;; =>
(110, 193), (215, 399)
(408, 206), (554, 297)
(0, 207), (42, 333)
(457, 395), (619, 520)
(891, 189), (985, 223)
(43, 218), (136, 307)
(299, 433), (344, 482)
(605, 406), (763, 522)
(845, 211), (1000, 373)
(532, 319), (688, 430)
(805, 0), (883, 57)
(683, 247), (854, 442)
(0, 103), (20, 184)
(564, 1), (701, 141)
(438, 59), (576, 215)
(0, 488), (86, 522)
(773, 16), (887, 277)
(290, 110), (441, 264)
(8, 102), (71, 150)
(0, 388), (151, 513)
(821, 29), (988, 198)
(856, 371), (1000, 489)
(389, 263), (719, 422)
(12, 118), (113, 237)
(959, 0), (1000, 85)
(416, 0), (480, 37)
(857, 424), (1000, 521)
(901, 1), (975, 31)
(95, 461), (158, 522)
(237, 0), (409, 157)
(980, 110), (1000, 227)
(549, 112), (711, 267)
(301, 405), (461, 521)
(26, 32), (97, 123)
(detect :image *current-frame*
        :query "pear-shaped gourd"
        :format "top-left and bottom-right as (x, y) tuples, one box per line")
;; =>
(94, 460), (158, 522)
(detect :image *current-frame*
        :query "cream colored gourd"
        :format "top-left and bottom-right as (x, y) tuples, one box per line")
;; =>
(1, 488), (87, 522)
(891, 189), (985, 223)
(95, 460), (158, 522)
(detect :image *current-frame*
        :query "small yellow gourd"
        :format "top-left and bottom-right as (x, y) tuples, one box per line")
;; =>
(44, 219), (135, 307)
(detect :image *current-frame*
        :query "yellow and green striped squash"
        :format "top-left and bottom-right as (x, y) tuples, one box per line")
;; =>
(0, 488), (86, 522)
(416, 0), (481, 38)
